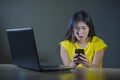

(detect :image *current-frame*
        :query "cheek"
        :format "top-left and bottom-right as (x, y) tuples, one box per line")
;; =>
(85, 29), (89, 35)
(86, 31), (89, 35)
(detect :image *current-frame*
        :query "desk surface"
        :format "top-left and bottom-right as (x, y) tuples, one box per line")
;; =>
(0, 64), (120, 80)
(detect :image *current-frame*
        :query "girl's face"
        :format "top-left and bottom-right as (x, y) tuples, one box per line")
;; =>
(73, 21), (89, 42)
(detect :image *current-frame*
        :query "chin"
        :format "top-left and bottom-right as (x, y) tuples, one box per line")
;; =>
(77, 38), (82, 41)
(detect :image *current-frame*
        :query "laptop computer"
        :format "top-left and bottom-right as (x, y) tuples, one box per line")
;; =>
(6, 27), (74, 72)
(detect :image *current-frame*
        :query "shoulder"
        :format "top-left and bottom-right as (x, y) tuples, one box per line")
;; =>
(59, 39), (74, 50)
(59, 39), (72, 45)
(91, 36), (108, 51)
(91, 36), (104, 43)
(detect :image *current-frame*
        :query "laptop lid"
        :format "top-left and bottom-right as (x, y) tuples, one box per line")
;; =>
(6, 28), (41, 71)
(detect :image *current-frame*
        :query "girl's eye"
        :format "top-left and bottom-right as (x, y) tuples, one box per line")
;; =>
(75, 27), (79, 30)
(83, 28), (86, 30)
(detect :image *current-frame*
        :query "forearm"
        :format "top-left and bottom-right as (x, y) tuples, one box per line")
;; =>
(85, 62), (100, 68)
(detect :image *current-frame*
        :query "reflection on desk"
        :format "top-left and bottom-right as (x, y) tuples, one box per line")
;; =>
(0, 64), (120, 80)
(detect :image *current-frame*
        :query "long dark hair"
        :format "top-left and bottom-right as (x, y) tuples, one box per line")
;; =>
(64, 10), (96, 42)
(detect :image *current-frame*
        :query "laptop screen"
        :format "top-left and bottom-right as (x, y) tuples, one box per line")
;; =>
(6, 28), (40, 70)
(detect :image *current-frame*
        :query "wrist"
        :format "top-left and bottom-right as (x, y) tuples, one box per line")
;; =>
(69, 62), (77, 67)
(86, 63), (99, 68)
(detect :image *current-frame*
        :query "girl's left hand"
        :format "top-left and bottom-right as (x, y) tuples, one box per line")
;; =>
(79, 54), (91, 67)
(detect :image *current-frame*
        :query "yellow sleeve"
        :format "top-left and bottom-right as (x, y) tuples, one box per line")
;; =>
(59, 40), (68, 50)
(94, 39), (107, 52)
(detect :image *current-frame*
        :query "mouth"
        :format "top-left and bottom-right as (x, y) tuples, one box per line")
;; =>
(78, 36), (84, 39)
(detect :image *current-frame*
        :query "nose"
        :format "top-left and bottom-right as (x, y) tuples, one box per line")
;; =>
(77, 29), (83, 35)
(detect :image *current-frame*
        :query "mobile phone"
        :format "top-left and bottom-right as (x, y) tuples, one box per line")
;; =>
(75, 49), (84, 55)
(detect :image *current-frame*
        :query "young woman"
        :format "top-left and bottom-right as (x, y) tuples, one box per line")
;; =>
(59, 10), (107, 68)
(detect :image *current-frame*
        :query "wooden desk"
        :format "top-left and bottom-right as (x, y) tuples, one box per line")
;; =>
(0, 64), (120, 80)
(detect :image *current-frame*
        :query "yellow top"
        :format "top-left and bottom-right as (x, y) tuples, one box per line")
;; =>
(59, 36), (107, 68)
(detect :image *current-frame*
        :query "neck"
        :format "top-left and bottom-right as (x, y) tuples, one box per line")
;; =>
(78, 37), (89, 44)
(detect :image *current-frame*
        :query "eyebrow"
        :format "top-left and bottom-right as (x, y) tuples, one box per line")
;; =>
(74, 25), (87, 28)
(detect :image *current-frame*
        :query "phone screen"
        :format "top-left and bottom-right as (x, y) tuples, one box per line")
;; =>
(75, 49), (84, 55)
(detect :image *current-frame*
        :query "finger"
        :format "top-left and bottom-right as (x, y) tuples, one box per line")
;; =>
(73, 60), (79, 65)
(73, 54), (79, 58)
(79, 56), (89, 62)
(72, 58), (78, 61)
(81, 61), (90, 67)
(79, 54), (86, 58)
(73, 58), (82, 65)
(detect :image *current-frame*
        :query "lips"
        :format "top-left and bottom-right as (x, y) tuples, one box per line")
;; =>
(78, 36), (84, 39)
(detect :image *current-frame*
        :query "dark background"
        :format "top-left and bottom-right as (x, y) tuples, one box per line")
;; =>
(0, 0), (120, 68)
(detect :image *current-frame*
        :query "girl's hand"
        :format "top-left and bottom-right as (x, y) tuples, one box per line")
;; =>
(72, 53), (81, 66)
(72, 53), (91, 67)
(79, 54), (91, 67)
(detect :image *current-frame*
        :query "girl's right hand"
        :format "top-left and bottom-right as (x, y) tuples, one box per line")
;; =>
(72, 54), (81, 66)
